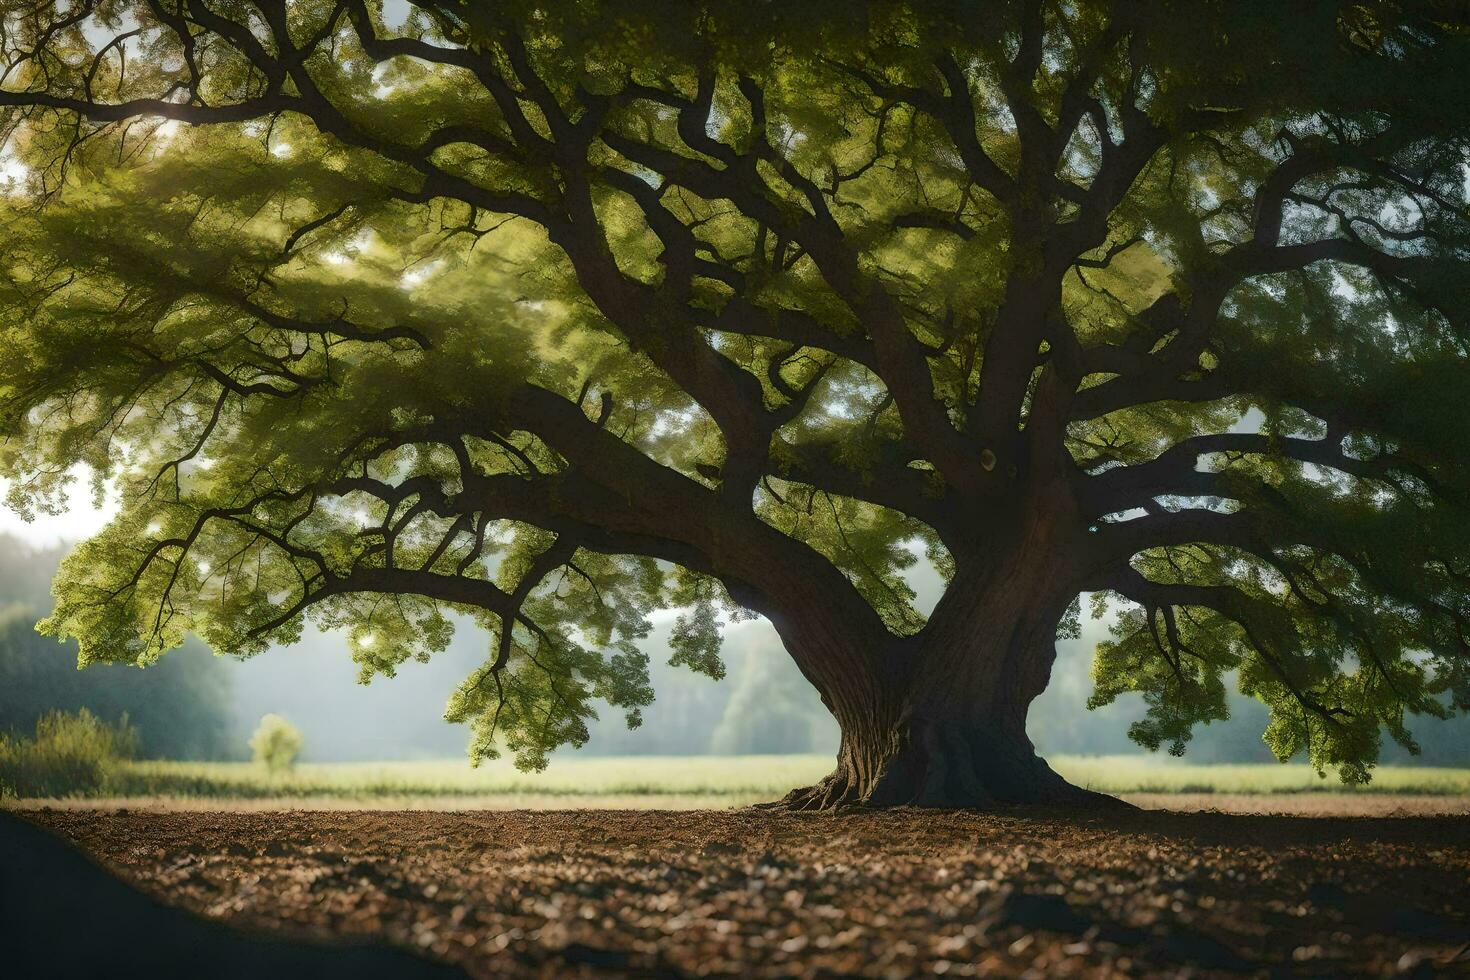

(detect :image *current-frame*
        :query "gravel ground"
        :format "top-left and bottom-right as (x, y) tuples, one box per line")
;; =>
(15, 806), (1470, 978)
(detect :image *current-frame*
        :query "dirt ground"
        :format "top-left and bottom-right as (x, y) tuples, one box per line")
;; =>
(16, 805), (1470, 978)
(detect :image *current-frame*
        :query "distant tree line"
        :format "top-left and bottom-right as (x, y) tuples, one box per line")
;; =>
(0, 538), (236, 760)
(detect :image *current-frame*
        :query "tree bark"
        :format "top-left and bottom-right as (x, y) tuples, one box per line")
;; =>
(763, 490), (1128, 811)
(767, 633), (1122, 810)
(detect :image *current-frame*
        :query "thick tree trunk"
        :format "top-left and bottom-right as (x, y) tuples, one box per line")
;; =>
(763, 491), (1127, 811)
(768, 638), (1122, 811)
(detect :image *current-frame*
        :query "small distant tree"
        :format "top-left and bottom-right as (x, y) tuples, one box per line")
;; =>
(249, 714), (303, 775)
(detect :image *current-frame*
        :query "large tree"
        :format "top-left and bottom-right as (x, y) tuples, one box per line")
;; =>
(1, 0), (1468, 807)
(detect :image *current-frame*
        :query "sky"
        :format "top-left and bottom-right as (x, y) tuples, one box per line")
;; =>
(0, 471), (118, 548)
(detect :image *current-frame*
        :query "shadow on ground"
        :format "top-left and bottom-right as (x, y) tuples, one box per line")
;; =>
(0, 811), (462, 979)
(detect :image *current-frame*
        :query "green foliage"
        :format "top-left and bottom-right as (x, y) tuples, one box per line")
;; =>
(0, 708), (138, 798)
(248, 714), (303, 775)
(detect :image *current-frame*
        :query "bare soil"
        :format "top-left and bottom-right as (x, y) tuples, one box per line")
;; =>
(17, 806), (1470, 978)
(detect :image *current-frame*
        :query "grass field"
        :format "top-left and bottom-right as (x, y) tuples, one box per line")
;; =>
(86, 753), (1470, 804)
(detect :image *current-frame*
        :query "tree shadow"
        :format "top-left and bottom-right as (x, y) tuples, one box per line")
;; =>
(0, 810), (463, 979)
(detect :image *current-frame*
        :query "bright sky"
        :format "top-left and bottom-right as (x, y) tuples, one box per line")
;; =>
(0, 471), (119, 549)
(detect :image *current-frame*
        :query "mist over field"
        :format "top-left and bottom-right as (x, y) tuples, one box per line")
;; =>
(3, 532), (1465, 766)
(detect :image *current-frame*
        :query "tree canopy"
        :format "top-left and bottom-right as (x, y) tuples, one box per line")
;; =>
(1, 0), (1469, 794)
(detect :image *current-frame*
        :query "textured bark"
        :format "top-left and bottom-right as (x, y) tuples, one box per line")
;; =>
(767, 638), (1125, 811)
(765, 487), (1128, 811)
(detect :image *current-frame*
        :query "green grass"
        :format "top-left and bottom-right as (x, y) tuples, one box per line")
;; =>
(108, 754), (836, 800)
(1054, 755), (1470, 796)
(90, 753), (1470, 802)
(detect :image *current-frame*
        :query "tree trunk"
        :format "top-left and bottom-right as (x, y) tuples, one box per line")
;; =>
(763, 493), (1127, 811)
(768, 634), (1121, 810)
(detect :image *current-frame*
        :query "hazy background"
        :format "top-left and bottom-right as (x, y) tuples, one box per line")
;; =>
(2, 483), (1467, 765)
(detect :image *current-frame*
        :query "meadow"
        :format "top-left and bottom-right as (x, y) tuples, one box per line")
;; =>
(85, 753), (1470, 805)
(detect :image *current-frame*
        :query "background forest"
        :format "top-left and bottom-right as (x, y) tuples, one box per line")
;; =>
(2, 532), (1465, 765)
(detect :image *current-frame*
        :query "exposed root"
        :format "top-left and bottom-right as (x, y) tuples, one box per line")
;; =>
(758, 754), (1136, 813)
(756, 773), (868, 812)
